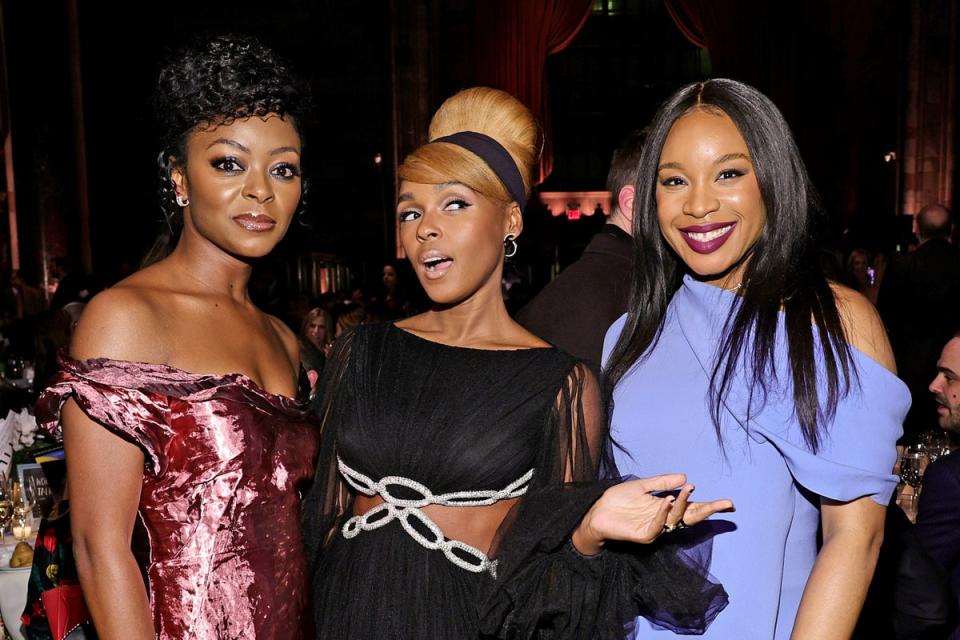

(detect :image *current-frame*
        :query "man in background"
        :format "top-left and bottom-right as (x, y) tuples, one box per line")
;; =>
(881, 204), (960, 439)
(892, 333), (960, 639)
(516, 131), (644, 371)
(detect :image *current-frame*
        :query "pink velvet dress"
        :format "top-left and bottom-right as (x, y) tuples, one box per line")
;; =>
(36, 354), (320, 640)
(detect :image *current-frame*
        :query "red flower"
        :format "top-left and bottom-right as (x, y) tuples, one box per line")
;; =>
(20, 613), (30, 626)
(43, 530), (57, 553)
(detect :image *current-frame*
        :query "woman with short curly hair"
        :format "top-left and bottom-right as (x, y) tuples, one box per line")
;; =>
(35, 35), (318, 639)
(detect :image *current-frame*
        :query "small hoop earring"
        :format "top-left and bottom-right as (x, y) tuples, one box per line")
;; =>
(175, 193), (190, 207)
(503, 234), (518, 259)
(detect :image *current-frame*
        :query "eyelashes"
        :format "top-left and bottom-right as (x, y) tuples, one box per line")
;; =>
(717, 168), (745, 180)
(273, 162), (301, 179)
(444, 198), (471, 210)
(211, 156), (244, 173)
(658, 167), (748, 187)
(209, 156), (301, 180)
(396, 197), (473, 222)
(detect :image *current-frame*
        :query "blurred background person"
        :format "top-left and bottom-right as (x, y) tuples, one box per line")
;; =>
(881, 204), (960, 441)
(299, 306), (331, 372)
(845, 247), (882, 306)
(515, 130), (644, 371)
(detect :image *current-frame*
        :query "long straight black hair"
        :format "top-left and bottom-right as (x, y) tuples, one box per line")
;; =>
(605, 79), (854, 452)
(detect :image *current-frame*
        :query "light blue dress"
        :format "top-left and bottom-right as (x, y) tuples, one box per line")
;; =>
(603, 276), (908, 639)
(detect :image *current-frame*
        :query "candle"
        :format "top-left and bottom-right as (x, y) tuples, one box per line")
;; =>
(12, 524), (31, 540)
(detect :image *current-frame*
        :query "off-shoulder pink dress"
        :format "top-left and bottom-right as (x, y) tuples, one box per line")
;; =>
(36, 354), (320, 640)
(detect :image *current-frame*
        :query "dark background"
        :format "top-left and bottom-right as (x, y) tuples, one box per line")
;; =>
(0, 0), (956, 302)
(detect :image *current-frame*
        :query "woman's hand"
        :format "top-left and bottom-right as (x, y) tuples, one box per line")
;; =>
(571, 474), (734, 556)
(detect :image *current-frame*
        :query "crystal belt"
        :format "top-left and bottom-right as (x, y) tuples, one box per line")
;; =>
(337, 456), (534, 575)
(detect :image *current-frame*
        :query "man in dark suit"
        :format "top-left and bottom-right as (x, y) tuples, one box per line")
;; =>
(881, 204), (960, 438)
(911, 452), (960, 639)
(893, 334), (960, 639)
(516, 131), (643, 371)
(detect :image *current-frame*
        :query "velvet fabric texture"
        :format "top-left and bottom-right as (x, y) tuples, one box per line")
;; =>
(36, 354), (319, 640)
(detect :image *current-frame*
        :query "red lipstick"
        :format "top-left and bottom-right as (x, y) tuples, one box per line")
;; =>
(678, 222), (736, 254)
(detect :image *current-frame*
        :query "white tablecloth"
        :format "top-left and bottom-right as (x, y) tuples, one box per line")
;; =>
(0, 541), (29, 640)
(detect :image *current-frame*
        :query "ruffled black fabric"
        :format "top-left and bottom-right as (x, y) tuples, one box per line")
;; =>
(480, 481), (728, 638)
(302, 324), (727, 639)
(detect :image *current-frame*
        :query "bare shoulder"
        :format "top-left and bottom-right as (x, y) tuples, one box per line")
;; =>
(513, 324), (553, 349)
(70, 279), (168, 364)
(830, 282), (896, 373)
(266, 314), (300, 362)
(393, 313), (427, 332)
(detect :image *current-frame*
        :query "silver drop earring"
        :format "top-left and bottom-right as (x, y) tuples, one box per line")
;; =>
(503, 234), (518, 259)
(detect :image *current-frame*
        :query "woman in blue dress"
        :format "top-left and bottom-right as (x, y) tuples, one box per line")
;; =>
(603, 79), (908, 639)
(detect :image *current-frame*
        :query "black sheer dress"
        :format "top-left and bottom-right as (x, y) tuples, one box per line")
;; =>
(303, 323), (727, 639)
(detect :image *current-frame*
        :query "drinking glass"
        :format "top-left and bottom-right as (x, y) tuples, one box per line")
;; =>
(0, 477), (13, 544)
(11, 499), (31, 542)
(900, 447), (927, 489)
(922, 430), (951, 463)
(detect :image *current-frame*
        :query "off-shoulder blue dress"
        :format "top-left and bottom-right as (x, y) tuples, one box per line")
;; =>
(603, 276), (909, 639)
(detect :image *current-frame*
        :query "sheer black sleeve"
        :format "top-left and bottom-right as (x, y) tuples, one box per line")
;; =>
(302, 329), (357, 574)
(477, 363), (729, 639)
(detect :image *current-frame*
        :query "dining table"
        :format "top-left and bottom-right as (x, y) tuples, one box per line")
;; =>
(0, 539), (30, 640)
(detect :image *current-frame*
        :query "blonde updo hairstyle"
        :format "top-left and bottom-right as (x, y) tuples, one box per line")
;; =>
(399, 87), (539, 209)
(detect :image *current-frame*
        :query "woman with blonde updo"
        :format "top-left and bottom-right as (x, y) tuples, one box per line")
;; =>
(303, 87), (732, 639)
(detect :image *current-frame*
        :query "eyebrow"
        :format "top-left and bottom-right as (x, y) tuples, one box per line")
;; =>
(206, 139), (300, 156)
(207, 138), (249, 153)
(397, 181), (469, 203)
(657, 153), (751, 172)
(715, 152), (751, 164)
(938, 365), (957, 377)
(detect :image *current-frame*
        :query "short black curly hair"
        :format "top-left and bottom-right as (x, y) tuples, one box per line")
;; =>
(155, 33), (307, 149)
(146, 34), (309, 265)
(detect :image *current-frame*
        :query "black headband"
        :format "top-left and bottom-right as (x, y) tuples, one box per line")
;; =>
(433, 131), (527, 213)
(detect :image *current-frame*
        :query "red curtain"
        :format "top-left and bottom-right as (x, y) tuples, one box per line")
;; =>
(474, 0), (594, 184)
(663, 0), (707, 48)
(662, 0), (756, 83)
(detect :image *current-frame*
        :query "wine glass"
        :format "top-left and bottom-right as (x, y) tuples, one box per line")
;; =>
(11, 498), (32, 542)
(921, 430), (951, 463)
(0, 477), (13, 544)
(900, 447), (927, 488)
(898, 448), (927, 521)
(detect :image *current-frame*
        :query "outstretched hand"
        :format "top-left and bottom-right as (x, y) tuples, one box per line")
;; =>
(571, 474), (734, 556)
